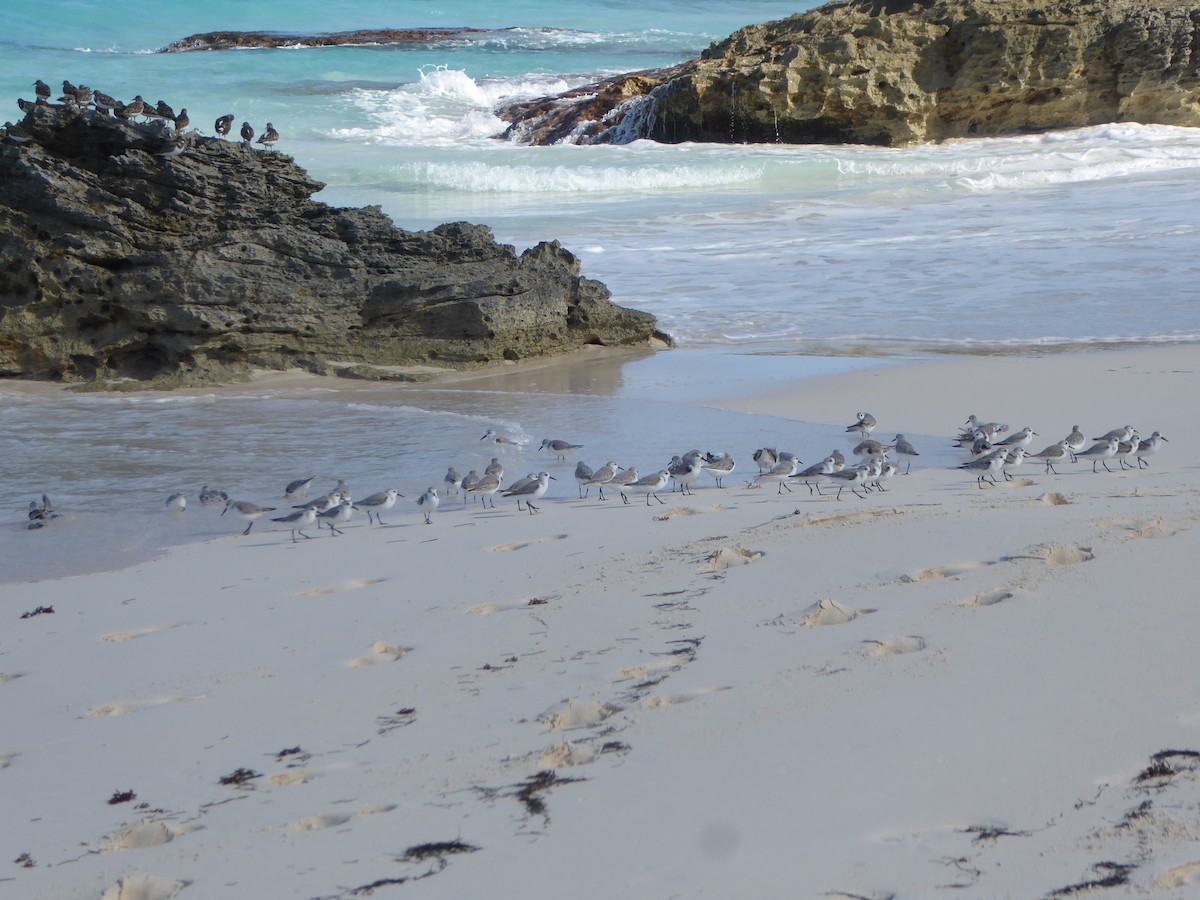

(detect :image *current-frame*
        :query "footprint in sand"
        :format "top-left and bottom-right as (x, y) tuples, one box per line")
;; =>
(101, 874), (190, 900)
(900, 561), (992, 583)
(467, 593), (560, 615)
(1042, 492), (1071, 506)
(698, 546), (764, 572)
(84, 695), (205, 718)
(1127, 519), (1175, 539)
(640, 686), (731, 709)
(771, 598), (878, 628)
(299, 577), (386, 597)
(1156, 861), (1200, 888)
(537, 698), (620, 731)
(101, 820), (202, 851)
(960, 589), (1014, 608)
(1033, 543), (1094, 566)
(345, 641), (412, 668)
(491, 534), (569, 553)
(539, 742), (599, 769)
(102, 623), (182, 642)
(289, 813), (352, 831)
(268, 769), (312, 786)
(862, 635), (926, 657)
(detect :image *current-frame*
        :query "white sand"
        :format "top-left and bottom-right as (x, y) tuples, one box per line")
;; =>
(3, 345), (1199, 898)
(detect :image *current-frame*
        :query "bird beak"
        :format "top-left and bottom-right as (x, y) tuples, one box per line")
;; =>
(549, 475), (557, 480)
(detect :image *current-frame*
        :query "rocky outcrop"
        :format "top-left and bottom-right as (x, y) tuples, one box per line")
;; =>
(0, 105), (662, 385)
(159, 28), (485, 52)
(500, 0), (1200, 147)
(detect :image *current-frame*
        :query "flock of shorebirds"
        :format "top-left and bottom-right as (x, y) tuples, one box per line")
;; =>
(4, 78), (279, 157)
(23, 414), (1169, 538)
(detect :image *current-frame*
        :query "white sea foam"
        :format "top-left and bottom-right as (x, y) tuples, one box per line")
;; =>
(406, 158), (764, 193)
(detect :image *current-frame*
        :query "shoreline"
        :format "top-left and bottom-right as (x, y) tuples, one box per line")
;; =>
(4, 342), (1199, 897)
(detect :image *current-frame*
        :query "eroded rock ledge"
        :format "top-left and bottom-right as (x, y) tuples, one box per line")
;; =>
(0, 105), (662, 386)
(499, 0), (1200, 147)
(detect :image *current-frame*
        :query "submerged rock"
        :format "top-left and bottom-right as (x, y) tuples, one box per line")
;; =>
(0, 104), (661, 385)
(159, 28), (485, 52)
(500, 0), (1200, 147)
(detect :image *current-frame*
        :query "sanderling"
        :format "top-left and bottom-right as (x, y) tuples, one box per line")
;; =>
(443, 467), (462, 498)
(892, 434), (920, 474)
(573, 460), (594, 498)
(1115, 432), (1142, 470)
(318, 498), (357, 535)
(165, 493), (187, 513)
(628, 470), (670, 505)
(753, 447), (779, 473)
(1001, 447), (1028, 480)
(271, 506), (317, 542)
(481, 429), (520, 446)
(852, 439), (890, 458)
(223, 499), (277, 535)
(467, 472), (502, 508)
(484, 457), (504, 479)
(756, 455), (800, 494)
(1076, 437), (1120, 473)
(873, 460), (898, 491)
(359, 488), (402, 524)
(417, 487), (439, 524)
(827, 464), (871, 500)
(828, 449), (846, 471)
(791, 457), (836, 495)
(669, 453), (704, 496)
(539, 438), (583, 460)
(301, 491), (343, 514)
(1093, 425), (1134, 443)
(506, 472), (537, 491)
(958, 450), (1005, 488)
(702, 452), (735, 488)
(584, 461), (620, 500)
(504, 471), (556, 514)
(996, 426), (1038, 450)
(27, 495), (59, 529)
(1136, 431), (1168, 468)
(1063, 426), (1086, 460)
(461, 470), (480, 503)
(608, 466), (640, 504)
(1029, 440), (1071, 475)
(845, 412), (877, 438)
(285, 476), (315, 500)
(199, 485), (229, 506)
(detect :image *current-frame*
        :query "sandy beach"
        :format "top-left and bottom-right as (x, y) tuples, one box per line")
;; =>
(3, 344), (1199, 899)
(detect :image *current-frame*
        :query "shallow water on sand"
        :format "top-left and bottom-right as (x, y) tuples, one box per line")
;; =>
(1, 349), (893, 584)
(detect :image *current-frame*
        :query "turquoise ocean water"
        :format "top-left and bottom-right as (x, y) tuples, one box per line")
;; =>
(1, 1), (1198, 580)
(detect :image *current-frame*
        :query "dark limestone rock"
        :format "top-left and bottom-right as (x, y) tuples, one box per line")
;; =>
(159, 28), (486, 52)
(499, 0), (1200, 147)
(0, 104), (661, 385)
